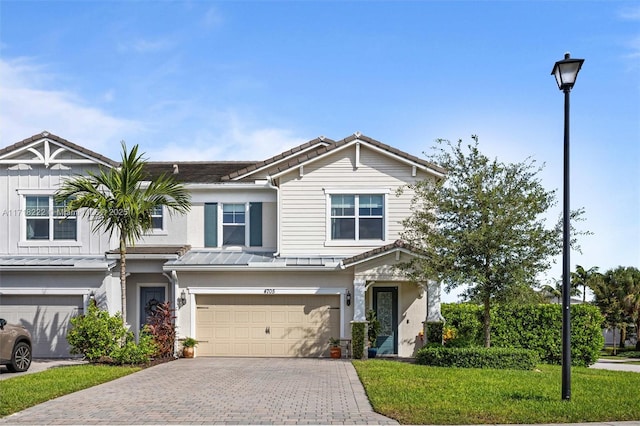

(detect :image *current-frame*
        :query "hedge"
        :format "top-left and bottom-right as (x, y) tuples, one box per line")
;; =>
(416, 346), (539, 370)
(441, 303), (604, 367)
(351, 321), (366, 359)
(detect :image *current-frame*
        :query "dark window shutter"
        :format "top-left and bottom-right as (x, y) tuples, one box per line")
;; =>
(204, 203), (218, 247)
(249, 202), (262, 247)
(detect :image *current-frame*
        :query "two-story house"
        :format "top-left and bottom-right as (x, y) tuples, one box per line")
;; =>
(0, 131), (445, 359)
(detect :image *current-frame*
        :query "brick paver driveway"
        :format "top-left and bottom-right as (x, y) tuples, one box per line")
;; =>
(0, 358), (398, 425)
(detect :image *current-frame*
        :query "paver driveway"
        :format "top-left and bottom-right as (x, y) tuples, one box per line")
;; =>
(0, 358), (398, 425)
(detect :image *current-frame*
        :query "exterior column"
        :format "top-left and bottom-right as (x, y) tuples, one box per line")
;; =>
(426, 280), (442, 322)
(352, 278), (366, 321)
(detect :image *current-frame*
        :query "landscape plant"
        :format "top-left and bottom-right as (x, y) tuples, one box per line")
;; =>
(66, 303), (127, 362)
(415, 346), (539, 370)
(398, 136), (589, 347)
(55, 142), (191, 326)
(144, 301), (176, 358)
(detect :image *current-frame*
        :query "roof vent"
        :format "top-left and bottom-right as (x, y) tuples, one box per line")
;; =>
(354, 131), (361, 138)
(41, 131), (50, 137)
(319, 135), (326, 141)
(173, 164), (179, 174)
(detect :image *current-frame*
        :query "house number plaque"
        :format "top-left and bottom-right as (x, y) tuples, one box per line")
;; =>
(263, 288), (276, 294)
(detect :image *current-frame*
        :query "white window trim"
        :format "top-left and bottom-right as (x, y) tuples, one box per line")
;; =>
(323, 190), (389, 246)
(17, 192), (81, 246)
(218, 202), (249, 248)
(144, 206), (168, 236)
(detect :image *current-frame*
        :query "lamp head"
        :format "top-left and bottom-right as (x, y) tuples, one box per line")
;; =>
(551, 52), (585, 91)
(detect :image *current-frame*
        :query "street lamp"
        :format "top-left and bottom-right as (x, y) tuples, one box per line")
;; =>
(551, 52), (584, 401)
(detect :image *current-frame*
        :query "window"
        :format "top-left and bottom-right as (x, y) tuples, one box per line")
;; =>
(150, 205), (163, 230)
(204, 202), (262, 248)
(330, 194), (383, 241)
(222, 204), (245, 245)
(25, 196), (77, 241)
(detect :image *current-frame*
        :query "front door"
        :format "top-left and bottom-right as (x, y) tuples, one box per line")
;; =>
(140, 287), (165, 328)
(373, 287), (398, 355)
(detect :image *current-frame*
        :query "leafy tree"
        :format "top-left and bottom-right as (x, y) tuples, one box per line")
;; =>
(399, 136), (587, 347)
(55, 142), (191, 326)
(571, 265), (601, 303)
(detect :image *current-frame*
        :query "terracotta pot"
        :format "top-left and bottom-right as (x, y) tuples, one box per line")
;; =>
(183, 346), (195, 358)
(330, 346), (342, 359)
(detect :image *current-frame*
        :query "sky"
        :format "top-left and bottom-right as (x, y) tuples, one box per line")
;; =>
(1, 0), (638, 302)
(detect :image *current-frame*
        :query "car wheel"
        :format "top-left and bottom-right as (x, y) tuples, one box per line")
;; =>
(7, 342), (32, 372)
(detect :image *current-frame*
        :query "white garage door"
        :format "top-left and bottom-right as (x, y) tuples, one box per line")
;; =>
(0, 295), (83, 358)
(196, 294), (340, 357)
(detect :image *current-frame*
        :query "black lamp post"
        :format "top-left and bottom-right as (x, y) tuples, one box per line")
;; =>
(551, 52), (584, 401)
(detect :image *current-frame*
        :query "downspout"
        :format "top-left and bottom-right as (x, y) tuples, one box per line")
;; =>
(163, 270), (180, 357)
(267, 176), (281, 257)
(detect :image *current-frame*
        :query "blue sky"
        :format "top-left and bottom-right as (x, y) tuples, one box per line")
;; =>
(1, 1), (638, 301)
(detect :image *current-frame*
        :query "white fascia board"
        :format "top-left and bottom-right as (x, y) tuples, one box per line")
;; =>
(185, 182), (271, 190)
(341, 247), (421, 269)
(268, 139), (445, 180)
(187, 287), (344, 295)
(105, 253), (180, 261)
(229, 142), (332, 182)
(164, 264), (341, 272)
(0, 287), (92, 295)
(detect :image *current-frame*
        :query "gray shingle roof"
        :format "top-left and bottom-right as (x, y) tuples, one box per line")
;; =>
(141, 162), (258, 183)
(341, 240), (422, 267)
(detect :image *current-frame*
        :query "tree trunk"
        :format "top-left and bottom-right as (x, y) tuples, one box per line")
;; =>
(636, 321), (640, 351)
(120, 234), (127, 327)
(483, 296), (491, 348)
(620, 326), (627, 349)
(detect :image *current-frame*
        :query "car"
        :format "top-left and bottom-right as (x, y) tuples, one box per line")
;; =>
(0, 318), (32, 372)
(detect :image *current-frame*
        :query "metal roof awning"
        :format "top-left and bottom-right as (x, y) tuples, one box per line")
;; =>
(0, 256), (116, 271)
(163, 250), (343, 271)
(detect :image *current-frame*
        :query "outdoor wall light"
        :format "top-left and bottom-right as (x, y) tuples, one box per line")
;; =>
(346, 290), (351, 306)
(179, 290), (187, 308)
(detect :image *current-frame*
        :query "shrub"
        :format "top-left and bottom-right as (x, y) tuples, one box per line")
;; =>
(144, 301), (176, 358)
(425, 321), (444, 345)
(351, 321), (366, 359)
(67, 303), (127, 362)
(416, 346), (539, 370)
(441, 303), (604, 366)
(110, 328), (157, 365)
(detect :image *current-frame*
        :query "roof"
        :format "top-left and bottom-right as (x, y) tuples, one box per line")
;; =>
(222, 133), (446, 181)
(0, 256), (116, 271)
(164, 249), (343, 270)
(0, 131), (119, 167)
(341, 240), (423, 267)
(142, 162), (258, 184)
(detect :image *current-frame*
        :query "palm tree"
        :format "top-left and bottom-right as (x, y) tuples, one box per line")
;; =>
(571, 265), (601, 303)
(619, 267), (640, 350)
(55, 142), (191, 326)
(541, 278), (580, 304)
(591, 267), (633, 351)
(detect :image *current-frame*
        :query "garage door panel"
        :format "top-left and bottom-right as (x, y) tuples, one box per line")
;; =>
(0, 295), (83, 358)
(195, 294), (339, 357)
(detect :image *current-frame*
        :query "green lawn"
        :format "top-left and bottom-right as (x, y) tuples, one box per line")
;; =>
(0, 365), (140, 417)
(353, 360), (640, 424)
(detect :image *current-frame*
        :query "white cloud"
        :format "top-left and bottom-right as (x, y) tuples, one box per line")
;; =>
(0, 58), (142, 155)
(618, 5), (640, 21)
(117, 37), (175, 53)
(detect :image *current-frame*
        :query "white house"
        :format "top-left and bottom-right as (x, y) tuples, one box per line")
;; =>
(0, 131), (445, 358)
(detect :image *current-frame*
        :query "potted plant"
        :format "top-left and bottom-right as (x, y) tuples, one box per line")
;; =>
(182, 337), (198, 358)
(366, 310), (380, 358)
(328, 337), (342, 359)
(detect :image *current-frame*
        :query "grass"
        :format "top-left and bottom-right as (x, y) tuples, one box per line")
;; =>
(0, 364), (140, 417)
(353, 360), (640, 424)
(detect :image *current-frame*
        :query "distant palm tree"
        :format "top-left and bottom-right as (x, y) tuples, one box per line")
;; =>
(55, 142), (191, 326)
(541, 278), (580, 304)
(571, 265), (601, 303)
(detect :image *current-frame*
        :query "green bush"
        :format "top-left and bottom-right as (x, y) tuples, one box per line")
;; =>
(415, 346), (539, 370)
(67, 303), (156, 365)
(67, 303), (127, 362)
(110, 328), (157, 365)
(351, 321), (366, 359)
(441, 303), (604, 366)
(425, 321), (444, 345)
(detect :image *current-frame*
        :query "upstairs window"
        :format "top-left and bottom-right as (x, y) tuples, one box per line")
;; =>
(204, 202), (262, 248)
(150, 205), (163, 230)
(330, 194), (384, 241)
(25, 196), (77, 241)
(222, 203), (246, 246)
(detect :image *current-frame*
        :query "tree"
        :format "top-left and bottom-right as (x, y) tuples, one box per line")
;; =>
(540, 277), (580, 304)
(399, 136), (586, 347)
(571, 265), (601, 303)
(55, 142), (191, 326)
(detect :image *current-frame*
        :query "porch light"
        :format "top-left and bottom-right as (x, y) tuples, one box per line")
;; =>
(179, 290), (187, 308)
(346, 290), (352, 306)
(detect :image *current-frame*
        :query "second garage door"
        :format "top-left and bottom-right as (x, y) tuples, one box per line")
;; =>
(0, 295), (83, 358)
(196, 294), (340, 357)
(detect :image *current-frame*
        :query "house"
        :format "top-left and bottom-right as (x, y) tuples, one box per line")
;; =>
(0, 131), (445, 358)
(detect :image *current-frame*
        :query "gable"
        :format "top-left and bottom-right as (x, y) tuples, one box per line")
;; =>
(0, 131), (118, 168)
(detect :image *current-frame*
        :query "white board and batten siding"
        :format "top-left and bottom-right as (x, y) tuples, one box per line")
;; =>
(278, 145), (432, 257)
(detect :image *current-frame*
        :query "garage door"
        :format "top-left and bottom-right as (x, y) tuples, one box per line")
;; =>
(0, 295), (83, 358)
(196, 294), (340, 357)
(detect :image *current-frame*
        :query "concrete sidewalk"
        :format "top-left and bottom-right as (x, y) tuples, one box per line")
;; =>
(0, 358), (86, 381)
